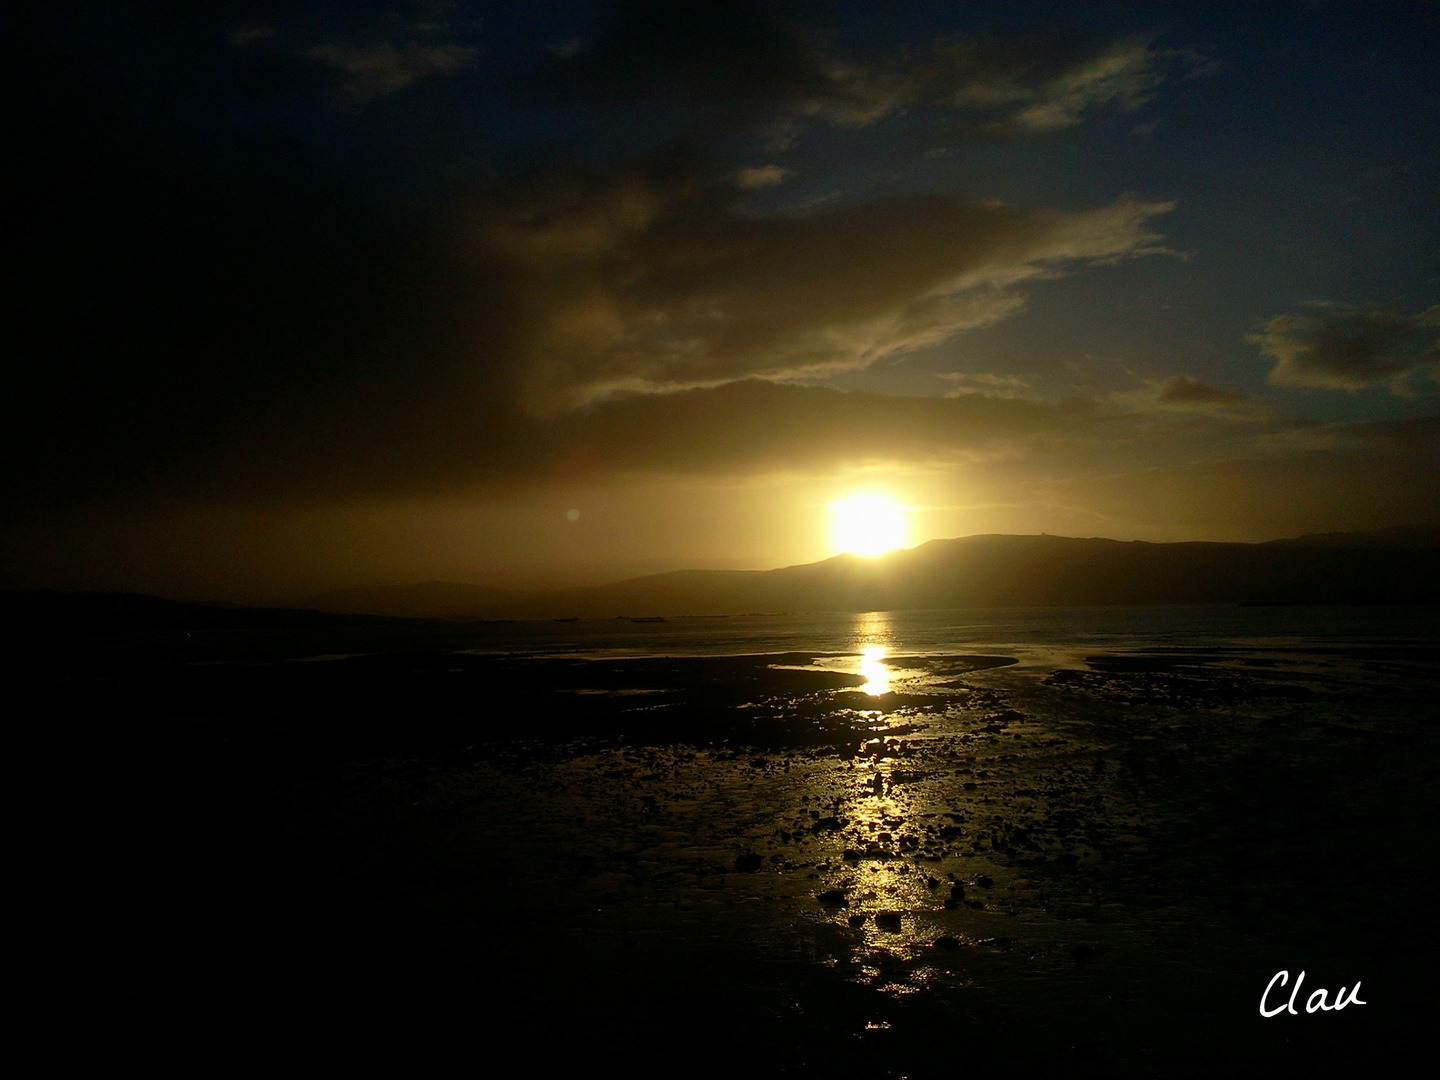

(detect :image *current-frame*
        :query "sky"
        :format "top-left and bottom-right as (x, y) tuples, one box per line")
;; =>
(6, 1), (1438, 602)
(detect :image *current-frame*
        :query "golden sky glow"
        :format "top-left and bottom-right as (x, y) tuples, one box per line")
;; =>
(3, 5), (1435, 604)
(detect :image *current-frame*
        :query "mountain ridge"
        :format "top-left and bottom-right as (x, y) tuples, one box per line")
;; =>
(7, 527), (1437, 625)
(323, 527), (1440, 620)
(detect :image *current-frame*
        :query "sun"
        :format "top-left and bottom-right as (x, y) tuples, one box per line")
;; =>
(830, 494), (910, 557)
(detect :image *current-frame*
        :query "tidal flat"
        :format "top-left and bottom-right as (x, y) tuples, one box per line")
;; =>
(41, 615), (1440, 1074)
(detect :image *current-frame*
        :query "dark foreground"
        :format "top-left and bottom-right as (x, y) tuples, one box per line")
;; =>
(30, 620), (1440, 1075)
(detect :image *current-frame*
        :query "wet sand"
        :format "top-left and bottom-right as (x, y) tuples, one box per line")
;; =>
(44, 634), (1440, 1073)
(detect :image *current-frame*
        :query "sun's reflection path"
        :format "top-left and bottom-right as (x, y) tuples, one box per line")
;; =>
(859, 646), (890, 696)
(810, 609), (1016, 992)
(852, 611), (896, 697)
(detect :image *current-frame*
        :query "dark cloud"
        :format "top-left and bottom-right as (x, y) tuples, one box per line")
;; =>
(537, 1), (829, 118)
(470, 158), (1172, 412)
(306, 40), (476, 106)
(8, 5), (1174, 521)
(1252, 302), (1439, 393)
(537, 3), (1176, 142)
(816, 30), (1169, 137)
(1155, 375), (1246, 406)
(1334, 413), (1440, 450)
(8, 117), (1131, 512)
(8, 4), (1192, 517)
(8, 126), (522, 510)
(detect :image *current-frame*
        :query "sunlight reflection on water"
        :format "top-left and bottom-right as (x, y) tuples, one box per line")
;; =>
(853, 611), (896, 695)
(859, 646), (891, 696)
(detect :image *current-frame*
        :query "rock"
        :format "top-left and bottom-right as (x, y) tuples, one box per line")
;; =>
(848, 914), (868, 927)
(976, 875), (994, 888)
(933, 936), (961, 950)
(875, 911), (903, 931)
(733, 852), (764, 872)
(817, 889), (849, 907)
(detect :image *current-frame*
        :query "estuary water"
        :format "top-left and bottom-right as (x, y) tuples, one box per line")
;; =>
(72, 602), (1440, 1073)
(452, 602), (1440, 659)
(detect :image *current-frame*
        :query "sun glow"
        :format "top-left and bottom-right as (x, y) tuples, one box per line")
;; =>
(830, 495), (910, 557)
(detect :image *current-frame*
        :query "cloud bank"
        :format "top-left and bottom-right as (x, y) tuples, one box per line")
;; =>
(308, 41), (477, 106)
(541, 4), (1177, 142)
(1253, 303), (1439, 393)
(472, 161), (1173, 411)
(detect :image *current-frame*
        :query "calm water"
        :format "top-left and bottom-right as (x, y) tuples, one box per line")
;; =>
(95, 601), (1439, 1071)
(455, 604), (1440, 658)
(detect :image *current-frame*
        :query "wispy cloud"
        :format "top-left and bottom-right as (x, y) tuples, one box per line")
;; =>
(541, 5), (1184, 143)
(938, 372), (1032, 399)
(308, 41), (477, 106)
(471, 162), (1174, 411)
(734, 165), (793, 189)
(1107, 375), (1261, 424)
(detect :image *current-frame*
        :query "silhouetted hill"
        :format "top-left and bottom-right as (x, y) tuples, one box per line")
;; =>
(485, 529), (1440, 618)
(1265, 525), (1440, 549)
(0, 590), (407, 633)
(0, 590), (459, 671)
(307, 581), (526, 620)
(8, 528), (1437, 629)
